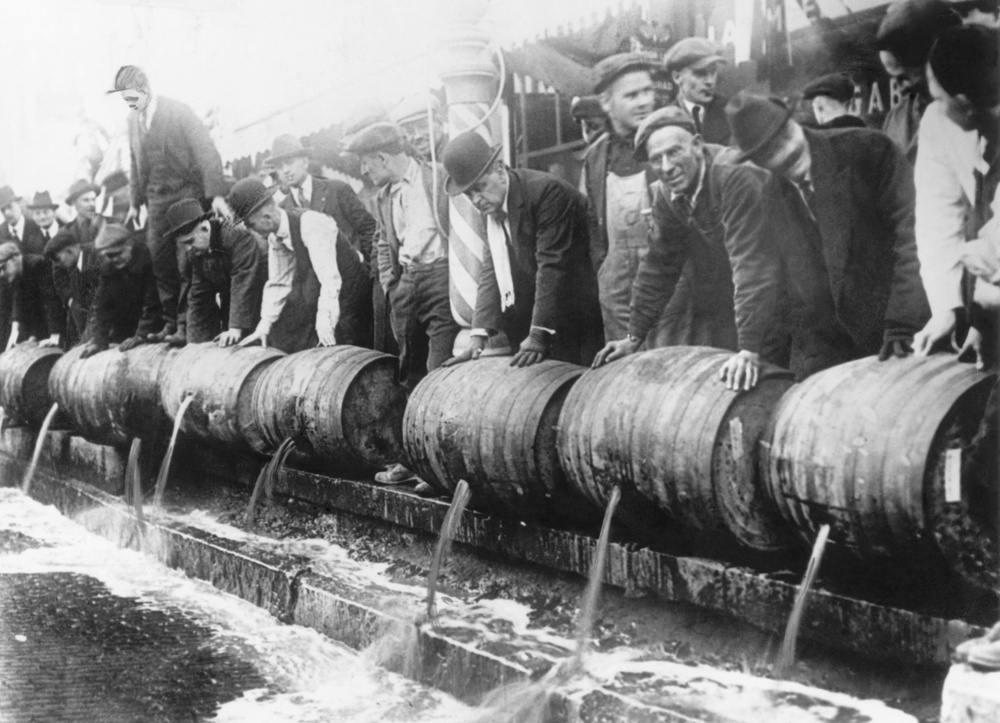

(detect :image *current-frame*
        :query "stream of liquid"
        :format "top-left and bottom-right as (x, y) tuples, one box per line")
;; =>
(19, 402), (59, 495)
(425, 478), (472, 625)
(153, 394), (194, 511)
(774, 523), (831, 677)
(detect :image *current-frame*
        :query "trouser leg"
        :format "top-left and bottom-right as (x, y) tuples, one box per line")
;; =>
(417, 262), (460, 372)
(147, 199), (181, 329)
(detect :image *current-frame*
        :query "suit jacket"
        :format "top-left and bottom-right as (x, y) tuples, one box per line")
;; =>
(374, 161), (450, 292)
(0, 216), (46, 257)
(128, 96), (226, 208)
(86, 236), (163, 346)
(755, 127), (930, 354)
(672, 95), (732, 146)
(474, 168), (596, 341)
(11, 255), (62, 341)
(281, 175), (378, 265)
(55, 215), (104, 250)
(186, 220), (267, 342)
(52, 244), (102, 347)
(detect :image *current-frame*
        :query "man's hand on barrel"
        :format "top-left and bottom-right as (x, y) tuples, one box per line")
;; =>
(118, 335), (146, 352)
(511, 328), (550, 368)
(442, 335), (486, 367)
(878, 330), (913, 362)
(719, 350), (761, 391)
(913, 310), (956, 357)
(215, 328), (244, 347)
(317, 327), (336, 347)
(591, 335), (641, 368)
(238, 329), (268, 349)
(79, 340), (107, 359)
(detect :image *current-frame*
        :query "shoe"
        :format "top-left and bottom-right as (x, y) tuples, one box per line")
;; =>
(414, 481), (435, 497)
(968, 640), (1000, 671)
(374, 463), (418, 485)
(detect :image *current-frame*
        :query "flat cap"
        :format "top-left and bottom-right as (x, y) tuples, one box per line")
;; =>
(593, 53), (657, 94)
(390, 94), (440, 126)
(66, 179), (101, 206)
(342, 100), (389, 138)
(802, 72), (856, 102)
(107, 65), (149, 94)
(633, 106), (698, 161)
(344, 122), (405, 155)
(876, 0), (961, 68)
(44, 230), (80, 259)
(94, 224), (132, 251)
(0, 242), (20, 265)
(664, 37), (727, 73)
(570, 95), (605, 121)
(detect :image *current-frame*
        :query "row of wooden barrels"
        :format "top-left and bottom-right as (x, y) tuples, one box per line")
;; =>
(0, 342), (995, 594)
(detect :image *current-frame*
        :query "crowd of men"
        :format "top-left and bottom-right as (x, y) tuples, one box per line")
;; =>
(0, 0), (997, 482)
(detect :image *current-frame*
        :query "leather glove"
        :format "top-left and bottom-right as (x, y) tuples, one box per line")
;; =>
(511, 328), (550, 368)
(442, 335), (487, 367)
(79, 340), (107, 359)
(878, 331), (913, 361)
(118, 335), (146, 352)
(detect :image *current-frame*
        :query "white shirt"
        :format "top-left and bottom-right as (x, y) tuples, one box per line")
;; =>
(39, 221), (59, 240)
(256, 208), (342, 341)
(914, 101), (987, 316)
(291, 174), (313, 208)
(140, 95), (158, 131)
(390, 158), (446, 267)
(7, 216), (24, 241)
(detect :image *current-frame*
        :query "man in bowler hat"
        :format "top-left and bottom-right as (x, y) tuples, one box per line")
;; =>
(80, 224), (164, 357)
(801, 73), (866, 129)
(45, 230), (102, 349)
(0, 242), (61, 350)
(107, 64), (228, 340)
(270, 134), (375, 348)
(665, 37), (732, 145)
(724, 93), (929, 381)
(229, 178), (343, 353)
(442, 132), (600, 368)
(164, 197), (267, 346)
(27, 191), (61, 241)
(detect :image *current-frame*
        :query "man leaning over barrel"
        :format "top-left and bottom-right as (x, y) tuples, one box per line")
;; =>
(79, 224), (164, 358)
(230, 178), (342, 354)
(442, 132), (600, 368)
(45, 231), (101, 349)
(164, 198), (267, 347)
(0, 242), (62, 351)
(591, 106), (773, 389)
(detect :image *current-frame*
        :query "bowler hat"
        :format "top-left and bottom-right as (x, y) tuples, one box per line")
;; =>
(66, 179), (101, 206)
(107, 65), (149, 94)
(665, 37), (727, 73)
(570, 95), (605, 121)
(633, 106), (698, 161)
(0, 186), (21, 208)
(94, 224), (132, 252)
(164, 198), (212, 240)
(929, 24), (1000, 109)
(593, 53), (657, 94)
(270, 135), (310, 164)
(44, 230), (79, 260)
(802, 72), (856, 103)
(345, 122), (405, 156)
(725, 92), (795, 163)
(227, 178), (278, 224)
(876, 0), (961, 69)
(442, 132), (503, 196)
(27, 191), (58, 210)
(0, 242), (21, 265)
(390, 94), (440, 126)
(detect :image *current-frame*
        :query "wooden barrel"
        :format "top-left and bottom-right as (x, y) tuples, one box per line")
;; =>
(763, 354), (997, 592)
(0, 344), (63, 426)
(403, 358), (587, 519)
(557, 346), (796, 555)
(160, 343), (285, 451)
(49, 343), (179, 447)
(250, 346), (407, 474)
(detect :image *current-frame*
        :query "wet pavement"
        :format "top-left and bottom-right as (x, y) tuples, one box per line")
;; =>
(0, 487), (471, 722)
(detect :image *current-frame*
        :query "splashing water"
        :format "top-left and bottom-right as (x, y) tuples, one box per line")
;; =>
(425, 479), (471, 626)
(20, 402), (59, 495)
(246, 437), (296, 531)
(153, 394), (194, 511)
(774, 523), (831, 678)
(574, 484), (622, 662)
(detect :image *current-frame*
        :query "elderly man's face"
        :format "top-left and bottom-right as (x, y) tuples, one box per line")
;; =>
(360, 153), (392, 187)
(177, 220), (212, 257)
(121, 88), (151, 112)
(601, 71), (655, 134)
(101, 242), (133, 270)
(645, 126), (703, 195)
(75, 191), (97, 219)
(674, 63), (720, 106)
(2, 202), (22, 226)
(32, 207), (56, 229)
(1, 255), (22, 283)
(246, 199), (282, 236)
(464, 162), (507, 217)
(276, 156), (310, 189)
(752, 122), (811, 182)
(55, 246), (81, 270)
(401, 117), (442, 160)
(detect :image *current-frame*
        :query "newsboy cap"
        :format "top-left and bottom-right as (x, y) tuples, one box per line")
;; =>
(633, 106), (698, 161)
(107, 65), (150, 94)
(44, 230), (80, 259)
(345, 122), (405, 155)
(0, 186), (21, 208)
(227, 178), (278, 225)
(94, 224), (132, 251)
(270, 134), (310, 164)
(802, 72), (856, 103)
(664, 37), (727, 73)
(164, 198), (212, 240)
(929, 24), (1000, 109)
(593, 53), (657, 94)
(27, 191), (58, 210)
(442, 132), (502, 196)
(725, 92), (794, 163)
(390, 94), (440, 126)
(876, 0), (961, 69)
(0, 242), (21, 266)
(66, 179), (101, 206)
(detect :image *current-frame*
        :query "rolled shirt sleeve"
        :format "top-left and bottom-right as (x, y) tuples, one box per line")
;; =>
(299, 211), (342, 342)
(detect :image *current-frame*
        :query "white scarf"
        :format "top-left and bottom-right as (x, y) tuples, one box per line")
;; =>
(486, 205), (515, 312)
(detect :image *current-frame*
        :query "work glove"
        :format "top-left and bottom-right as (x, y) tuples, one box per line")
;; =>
(118, 335), (146, 352)
(79, 340), (107, 359)
(442, 335), (487, 367)
(878, 330), (913, 361)
(511, 328), (549, 368)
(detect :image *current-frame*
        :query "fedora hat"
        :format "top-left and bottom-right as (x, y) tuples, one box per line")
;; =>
(27, 191), (58, 210)
(633, 106), (697, 161)
(227, 177), (278, 224)
(442, 132), (502, 196)
(0, 186), (21, 208)
(164, 198), (212, 240)
(66, 179), (101, 205)
(270, 135), (310, 164)
(725, 92), (795, 163)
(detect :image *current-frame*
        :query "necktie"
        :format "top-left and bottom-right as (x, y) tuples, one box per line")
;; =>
(692, 105), (703, 135)
(673, 193), (693, 222)
(295, 186), (307, 208)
